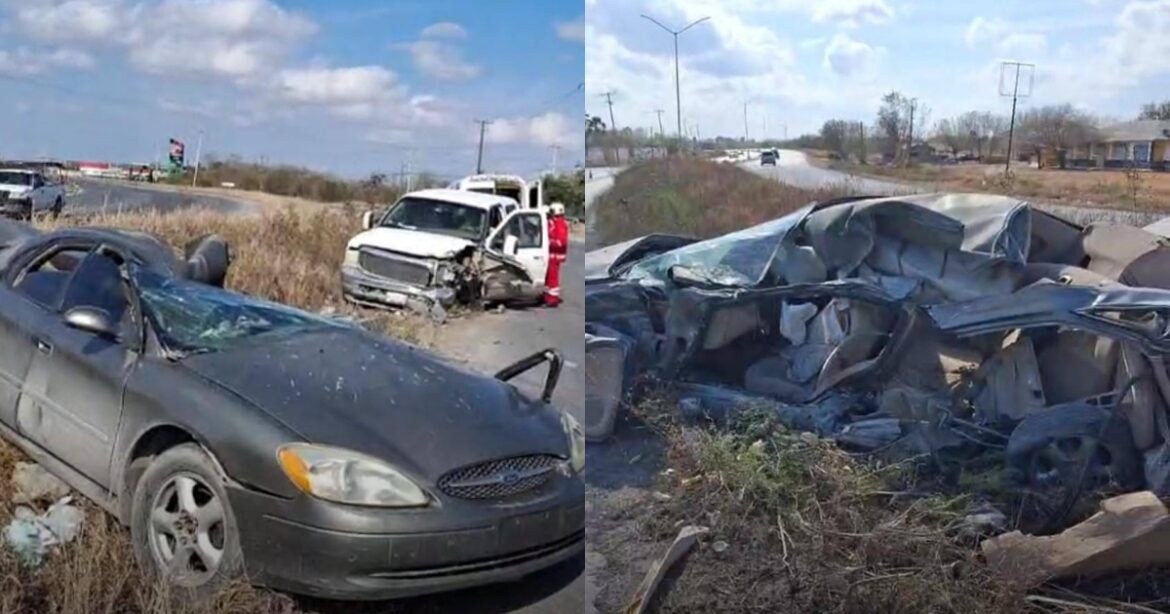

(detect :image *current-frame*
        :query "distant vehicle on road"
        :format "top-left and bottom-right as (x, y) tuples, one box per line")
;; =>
(449, 173), (544, 209)
(342, 189), (549, 317)
(0, 168), (65, 220)
(0, 220), (584, 601)
(761, 150), (778, 165)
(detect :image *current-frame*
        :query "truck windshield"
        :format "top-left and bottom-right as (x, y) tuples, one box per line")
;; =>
(0, 172), (32, 186)
(379, 197), (487, 241)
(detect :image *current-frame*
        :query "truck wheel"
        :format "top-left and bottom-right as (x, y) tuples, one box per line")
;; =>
(130, 444), (245, 598)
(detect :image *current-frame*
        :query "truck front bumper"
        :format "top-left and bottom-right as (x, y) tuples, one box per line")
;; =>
(341, 265), (457, 310)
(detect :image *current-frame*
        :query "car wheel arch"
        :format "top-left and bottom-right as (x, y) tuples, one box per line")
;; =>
(117, 424), (228, 522)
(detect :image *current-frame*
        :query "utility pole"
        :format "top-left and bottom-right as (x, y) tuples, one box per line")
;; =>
(859, 122), (867, 163)
(474, 119), (492, 174)
(191, 129), (205, 187)
(653, 108), (665, 138)
(548, 145), (561, 174)
(904, 98), (917, 165)
(742, 99), (749, 142)
(641, 13), (710, 142)
(600, 91), (617, 131)
(1000, 61), (1035, 174)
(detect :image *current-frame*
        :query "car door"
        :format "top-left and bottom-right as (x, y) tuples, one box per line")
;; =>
(30, 173), (46, 211)
(13, 246), (136, 487)
(487, 209), (549, 284)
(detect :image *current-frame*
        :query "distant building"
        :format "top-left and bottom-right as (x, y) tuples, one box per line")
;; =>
(1071, 120), (1170, 170)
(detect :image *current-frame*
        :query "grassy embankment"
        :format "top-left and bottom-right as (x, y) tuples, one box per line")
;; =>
(809, 153), (1170, 213)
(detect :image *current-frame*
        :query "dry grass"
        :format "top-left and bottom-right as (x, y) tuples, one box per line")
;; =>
(824, 161), (1170, 212)
(594, 157), (852, 244)
(0, 205), (443, 613)
(605, 402), (1029, 614)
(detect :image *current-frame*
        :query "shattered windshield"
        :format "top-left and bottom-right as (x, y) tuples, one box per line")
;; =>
(379, 197), (487, 241)
(625, 206), (812, 287)
(132, 266), (339, 355)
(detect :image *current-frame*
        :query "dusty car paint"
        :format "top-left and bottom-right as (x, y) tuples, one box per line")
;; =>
(0, 222), (584, 600)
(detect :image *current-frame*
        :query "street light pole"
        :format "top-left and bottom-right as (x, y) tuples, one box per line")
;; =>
(191, 129), (204, 187)
(641, 14), (710, 144)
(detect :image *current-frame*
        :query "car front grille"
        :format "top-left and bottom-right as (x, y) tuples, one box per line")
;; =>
(358, 250), (432, 286)
(438, 455), (562, 500)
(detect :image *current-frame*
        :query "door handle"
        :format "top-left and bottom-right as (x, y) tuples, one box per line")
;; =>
(35, 339), (52, 355)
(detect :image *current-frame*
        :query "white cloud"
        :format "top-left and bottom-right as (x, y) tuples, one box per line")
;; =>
(420, 21), (466, 39)
(487, 112), (573, 147)
(555, 15), (585, 42)
(964, 16), (1047, 57)
(5, 0), (121, 42)
(822, 33), (880, 76)
(276, 66), (400, 105)
(0, 47), (95, 74)
(157, 96), (220, 116)
(395, 40), (480, 81)
(810, 0), (894, 26)
(6, 0), (316, 81)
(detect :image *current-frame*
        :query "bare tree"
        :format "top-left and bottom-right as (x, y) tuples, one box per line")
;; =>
(876, 91), (930, 163)
(1018, 104), (1100, 167)
(1139, 100), (1170, 120)
(820, 119), (849, 156)
(931, 118), (964, 156)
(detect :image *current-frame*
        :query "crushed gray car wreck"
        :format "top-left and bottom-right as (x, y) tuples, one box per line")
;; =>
(586, 193), (1170, 528)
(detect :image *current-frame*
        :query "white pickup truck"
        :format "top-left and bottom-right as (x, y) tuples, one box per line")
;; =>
(0, 168), (65, 219)
(341, 188), (549, 319)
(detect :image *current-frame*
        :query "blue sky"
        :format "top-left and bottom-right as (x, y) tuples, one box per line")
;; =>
(586, 0), (1170, 140)
(0, 0), (584, 180)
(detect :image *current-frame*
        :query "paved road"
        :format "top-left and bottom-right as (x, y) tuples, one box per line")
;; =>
(65, 178), (253, 215)
(584, 167), (620, 251)
(742, 149), (913, 195)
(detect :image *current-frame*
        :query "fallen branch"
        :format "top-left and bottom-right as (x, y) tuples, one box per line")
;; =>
(624, 525), (709, 614)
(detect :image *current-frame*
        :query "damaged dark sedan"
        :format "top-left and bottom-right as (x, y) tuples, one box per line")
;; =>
(586, 193), (1170, 529)
(0, 220), (585, 600)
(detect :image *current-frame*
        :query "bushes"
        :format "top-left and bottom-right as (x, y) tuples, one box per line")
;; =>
(174, 159), (403, 205)
(594, 157), (853, 243)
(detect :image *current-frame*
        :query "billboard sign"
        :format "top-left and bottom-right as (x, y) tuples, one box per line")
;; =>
(168, 138), (185, 166)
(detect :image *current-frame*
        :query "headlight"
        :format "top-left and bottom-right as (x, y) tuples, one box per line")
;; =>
(562, 412), (585, 473)
(277, 443), (428, 507)
(343, 248), (359, 267)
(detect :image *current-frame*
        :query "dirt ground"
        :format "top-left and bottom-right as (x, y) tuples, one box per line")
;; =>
(819, 159), (1170, 212)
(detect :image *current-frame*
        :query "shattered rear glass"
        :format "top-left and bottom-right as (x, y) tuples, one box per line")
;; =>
(624, 206), (811, 286)
(132, 265), (341, 354)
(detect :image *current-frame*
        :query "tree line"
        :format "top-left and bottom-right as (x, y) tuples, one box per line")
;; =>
(811, 94), (1170, 165)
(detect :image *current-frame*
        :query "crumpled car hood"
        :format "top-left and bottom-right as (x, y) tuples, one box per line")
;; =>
(181, 327), (568, 483)
(348, 227), (476, 259)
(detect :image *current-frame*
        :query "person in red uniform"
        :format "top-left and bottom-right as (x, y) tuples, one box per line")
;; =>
(545, 202), (569, 307)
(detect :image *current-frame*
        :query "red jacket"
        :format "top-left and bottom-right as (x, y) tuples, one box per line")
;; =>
(549, 216), (569, 256)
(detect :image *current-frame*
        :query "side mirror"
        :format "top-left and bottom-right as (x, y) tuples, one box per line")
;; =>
(362, 211), (375, 230)
(503, 234), (519, 256)
(64, 306), (118, 339)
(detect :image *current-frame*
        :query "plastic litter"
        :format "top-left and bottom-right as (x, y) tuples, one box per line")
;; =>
(11, 462), (70, 504)
(4, 496), (85, 567)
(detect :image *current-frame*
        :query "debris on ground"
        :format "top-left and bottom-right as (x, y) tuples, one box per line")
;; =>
(11, 462), (70, 504)
(623, 525), (708, 614)
(3, 496), (85, 567)
(981, 491), (1170, 586)
(586, 192), (1170, 532)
